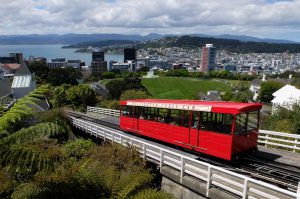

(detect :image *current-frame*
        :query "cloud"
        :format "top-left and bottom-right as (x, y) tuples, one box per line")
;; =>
(0, 0), (300, 41)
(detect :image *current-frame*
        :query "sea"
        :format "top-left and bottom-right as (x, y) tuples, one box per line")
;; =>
(0, 45), (124, 66)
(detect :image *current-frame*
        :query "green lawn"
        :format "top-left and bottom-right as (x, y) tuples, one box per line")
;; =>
(142, 77), (232, 99)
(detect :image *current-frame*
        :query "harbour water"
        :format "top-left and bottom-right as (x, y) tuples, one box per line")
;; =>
(0, 45), (124, 66)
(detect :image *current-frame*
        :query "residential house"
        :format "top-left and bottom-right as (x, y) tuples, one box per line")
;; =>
(271, 85), (300, 113)
(0, 63), (21, 78)
(11, 62), (36, 99)
(250, 74), (292, 101)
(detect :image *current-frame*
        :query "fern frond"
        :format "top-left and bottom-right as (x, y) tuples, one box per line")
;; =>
(0, 146), (54, 174)
(116, 171), (154, 198)
(11, 183), (45, 199)
(130, 189), (173, 199)
(0, 122), (68, 146)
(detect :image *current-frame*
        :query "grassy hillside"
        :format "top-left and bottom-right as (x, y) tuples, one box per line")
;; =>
(142, 77), (232, 99)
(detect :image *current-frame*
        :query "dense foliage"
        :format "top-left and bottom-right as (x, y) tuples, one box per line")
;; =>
(0, 88), (171, 199)
(261, 105), (300, 134)
(106, 74), (146, 100)
(28, 62), (49, 84)
(50, 84), (97, 111)
(258, 81), (285, 103)
(48, 67), (82, 86)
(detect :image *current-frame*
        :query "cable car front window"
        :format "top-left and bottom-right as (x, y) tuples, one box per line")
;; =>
(234, 111), (259, 134)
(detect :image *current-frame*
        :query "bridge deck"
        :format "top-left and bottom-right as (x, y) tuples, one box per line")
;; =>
(82, 111), (300, 168)
(254, 146), (300, 168)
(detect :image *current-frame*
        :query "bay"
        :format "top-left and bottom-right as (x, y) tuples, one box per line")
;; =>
(0, 45), (124, 67)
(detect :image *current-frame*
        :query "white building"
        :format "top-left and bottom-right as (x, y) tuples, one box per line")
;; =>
(11, 62), (36, 99)
(271, 85), (300, 113)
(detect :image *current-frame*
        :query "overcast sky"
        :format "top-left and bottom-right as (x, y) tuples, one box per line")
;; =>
(1, 0), (300, 41)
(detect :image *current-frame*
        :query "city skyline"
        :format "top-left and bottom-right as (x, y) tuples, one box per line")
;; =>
(1, 0), (300, 42)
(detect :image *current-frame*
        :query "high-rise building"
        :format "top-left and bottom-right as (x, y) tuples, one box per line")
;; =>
(200, 44), (217, 73)
(90, 61), (107, 74)
(92, 51), (105, 62)
(124, 48), (136, 62)
(0, 53), (23, 64)
(90, 51), (107, 74)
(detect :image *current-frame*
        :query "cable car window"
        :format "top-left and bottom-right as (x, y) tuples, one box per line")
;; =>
(247, 111), (259, 131)
(234, 113), (247, 134)
(192, 112), (200, 129)
(142, 107), (158, 121)
(157, 108), (169, 123)
(182, 111), (190, 127)
(121, 106), (132, 117)
(169, 110), (184, 126)
(139, 107), (146, 119)
(200, 112), (233, 134)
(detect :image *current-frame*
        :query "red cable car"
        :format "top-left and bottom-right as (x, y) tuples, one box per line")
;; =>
(119, 99), (262, 161)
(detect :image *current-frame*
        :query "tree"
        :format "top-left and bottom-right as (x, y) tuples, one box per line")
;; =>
(106, 80), (125, 99)
(28, 61), (49, 83)
(102, 72), (116, 79)
(258, 81), (285, 103)
(120, 90), (150, 101)
(66, 84), (96, 110)
(50, 84), (71, 108)
(48, 67), (82, 86)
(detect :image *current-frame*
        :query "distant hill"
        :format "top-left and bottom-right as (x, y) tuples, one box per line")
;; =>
(62, 40), (138, 48)
(0, 34), (164, 45)
(0, 33), (297, 45)
(139, 35), (300, 53)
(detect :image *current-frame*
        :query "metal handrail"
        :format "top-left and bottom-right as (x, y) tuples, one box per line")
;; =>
(87, 106), (120, 117)
(70, 116), (299, 199)
(258, 130), (300, 152)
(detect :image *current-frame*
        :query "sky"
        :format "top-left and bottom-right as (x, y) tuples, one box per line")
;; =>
(1, 0), (300, 41)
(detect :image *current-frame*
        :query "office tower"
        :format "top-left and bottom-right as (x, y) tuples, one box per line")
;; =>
(92, 51), (104, 62)
(200, 44), (217, 73)
(91, 51), (107, 74)
(124, 48), (136, 62)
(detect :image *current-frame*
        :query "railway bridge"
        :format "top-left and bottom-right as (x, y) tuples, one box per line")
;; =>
(68, 106), (300, 199)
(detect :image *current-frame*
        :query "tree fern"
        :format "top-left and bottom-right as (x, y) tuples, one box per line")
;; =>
(116, 172), (154, 198)
(0, 146), (54, 174)
(0, 85), (50, 134)
(0, 122), (68, 147)
(11, 183), (45, 199)
(130, 189), (173, 199)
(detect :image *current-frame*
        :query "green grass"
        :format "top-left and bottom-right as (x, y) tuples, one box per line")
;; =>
(142, 77), (232, 99)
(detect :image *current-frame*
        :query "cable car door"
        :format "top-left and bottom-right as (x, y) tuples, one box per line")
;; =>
(189, 112), (200, 147)
(133, 107), (139, 131)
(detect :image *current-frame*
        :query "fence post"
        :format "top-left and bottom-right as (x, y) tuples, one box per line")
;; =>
(180, 157), (184, 183)
(143, 144), (146, 160)
(265, 134), (269, 147)
(112, 134), (114, 144)
(297, 182), (300, 199)
(206, 166), (212, 198)
(294, 139), (298, 153)
(242, 178), (249, 199)
(160, 150), (164, 172)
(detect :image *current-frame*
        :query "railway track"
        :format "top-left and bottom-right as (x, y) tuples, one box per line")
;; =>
(69, 112), (300, 192)
(238, 156), (300, 191)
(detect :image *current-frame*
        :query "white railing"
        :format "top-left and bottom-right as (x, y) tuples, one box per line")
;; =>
(258, 130), (300, 152)
(86, 106), (300, 153)
(70, 116), (299, 199)
(87, 106), (120, 117)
